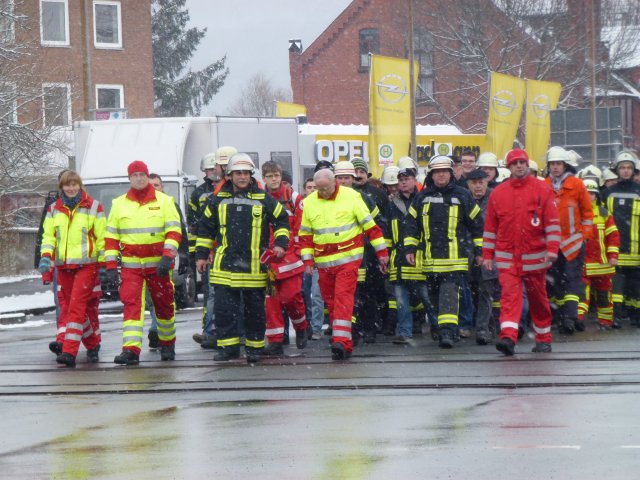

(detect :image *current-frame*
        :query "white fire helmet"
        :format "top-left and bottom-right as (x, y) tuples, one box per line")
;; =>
(477, 152), (499, 168)
(496, 167), (511, 183)
(333, 160), (357, 178)
(226, 153), (255, 174)
(215, 146), (238, 166)
(200, 152), (217, 171)
(583, 179), (600, 193)
(381, 166), (400, 185)
(427, 155), (454, 173)
(397, 156), (418, 170)
(577, 164), (603, 187)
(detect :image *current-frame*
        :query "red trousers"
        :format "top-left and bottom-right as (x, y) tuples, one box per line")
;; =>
(57, 265), (101, 356)
(120, 267), (176, 355)
(498, 269), (552, 344)
(578, 275), (613, 325)
(317, 261), (359, 353)
(265, 274), (308, 343)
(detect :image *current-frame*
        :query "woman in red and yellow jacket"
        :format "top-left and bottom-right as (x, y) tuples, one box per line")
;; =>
(39, 171), (106, 367)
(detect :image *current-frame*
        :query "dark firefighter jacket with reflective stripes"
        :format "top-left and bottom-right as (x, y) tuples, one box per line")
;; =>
(188, 176), (216, 231)
(404, 180), (483, 273)
(195, 180), (289, 288)
(386, 187), (425, 282)
(603, 179), (640, 267)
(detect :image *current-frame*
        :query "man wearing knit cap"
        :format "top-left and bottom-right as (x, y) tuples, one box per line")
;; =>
(483, 149), (560, 356)
(106, 160), (182, 365)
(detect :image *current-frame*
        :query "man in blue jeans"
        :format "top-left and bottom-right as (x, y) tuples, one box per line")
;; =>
(386, 167), (435, 344)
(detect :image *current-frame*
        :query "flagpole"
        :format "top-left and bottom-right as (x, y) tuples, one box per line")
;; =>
(408, 0), (417, 161)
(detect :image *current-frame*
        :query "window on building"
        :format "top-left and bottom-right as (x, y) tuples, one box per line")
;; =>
(96, 84), (123, 109)
(359, 28), (379, 70)
(270, 151), (293, 176)
(40, 0), (69, 46)
(0, 0), (15, 44)
(0, 82), (17, 124)
(43, 83), (70, 127)
(414, 29), (434, 99)
(93, 0), (122, 48)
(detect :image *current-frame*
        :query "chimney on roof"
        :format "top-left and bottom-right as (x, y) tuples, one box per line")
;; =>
(289, 39), (302, 53)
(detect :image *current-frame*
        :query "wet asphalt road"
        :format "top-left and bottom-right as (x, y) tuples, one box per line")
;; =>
(2, 308), (640, 479)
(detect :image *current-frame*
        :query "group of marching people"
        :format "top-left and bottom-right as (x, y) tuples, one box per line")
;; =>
(37, 142), (640, 366)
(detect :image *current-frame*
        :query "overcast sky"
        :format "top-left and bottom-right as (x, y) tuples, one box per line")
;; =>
(185, 0), (352, 115)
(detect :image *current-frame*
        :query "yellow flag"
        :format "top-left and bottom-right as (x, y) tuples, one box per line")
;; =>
(368, 54), (418, 178)
(525, 79), (562, 167)
(275, 101), (307, 118)
(486, 72), (526, 159)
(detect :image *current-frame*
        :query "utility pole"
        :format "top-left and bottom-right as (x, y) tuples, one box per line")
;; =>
(80, 0), (94, 120)
(408, 0), (417, 161)
(590, 0), (598, 165)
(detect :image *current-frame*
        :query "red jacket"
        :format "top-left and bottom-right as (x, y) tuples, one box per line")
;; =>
(544, 174), (594, 261)
(483, 175), (560, 274)
(584, 201), (619, 277)
(268, 185), (304, 279)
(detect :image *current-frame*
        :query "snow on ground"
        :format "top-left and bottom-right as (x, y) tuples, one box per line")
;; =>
(0, 319), (51, 330)
(0, 274), (40, 285)
(0, 291), (55, 314)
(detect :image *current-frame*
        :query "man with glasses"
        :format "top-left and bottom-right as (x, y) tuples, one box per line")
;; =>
(261, 161), (308, 356)
(482, 149), (560, 356)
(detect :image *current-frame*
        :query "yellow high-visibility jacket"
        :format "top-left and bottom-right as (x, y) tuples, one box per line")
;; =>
(299, 184), (387, 268)
(41, 191), (106, 268)
(105, 185), (182, 270)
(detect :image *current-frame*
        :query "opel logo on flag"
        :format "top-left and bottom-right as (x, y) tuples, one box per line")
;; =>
(492, 89), (517, 117)
(376, 74), (408, 104)
(531, 94), (551, 119)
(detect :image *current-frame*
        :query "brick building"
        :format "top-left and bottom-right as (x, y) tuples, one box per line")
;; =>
(289, 0), (639, 150)
(3, 0), (154, 123)
(0, 0), (154, 274)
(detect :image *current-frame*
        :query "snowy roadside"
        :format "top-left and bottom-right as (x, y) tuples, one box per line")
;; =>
(0, 291), (55, 314)
(0, 274), (41, 285)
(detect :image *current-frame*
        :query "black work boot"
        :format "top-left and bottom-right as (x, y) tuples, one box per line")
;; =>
(160, 345), (175, 361)
(331, 342), (351, 360)
(263, 342), (284, 357)
(295, 329), (308, 349)
(496, 337), (515, 356)
(438, 329), (454, 349)
(364, 331), (377, 344)
(213, 347), (240, 361)
(148, 330), (159, 349)
(246, 348), (262, 364)
(56, 352), (76, 367)
(114, 350), (140, 365)
(86, 344), (100, 363)
(559, 318), (575, 335)
(531, 342), (552, 353)
(200, 334), (218, 350)
(49, 341), (62, 355)
(476, 330), (490, 346)
(574, 320), (586, 332)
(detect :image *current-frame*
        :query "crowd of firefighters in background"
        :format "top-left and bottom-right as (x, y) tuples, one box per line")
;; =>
(36, 140), (640, 366)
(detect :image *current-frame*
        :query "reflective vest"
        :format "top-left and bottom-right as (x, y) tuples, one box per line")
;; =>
(299, 184), (387, 269)
(105, 186), (182, 270)
(41, 191), (106, 268)
(545, 175), (594, 261)
(584, 201), (619, 277)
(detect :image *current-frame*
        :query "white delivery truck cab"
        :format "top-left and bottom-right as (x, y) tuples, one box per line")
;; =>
(73, 116), (301, 307)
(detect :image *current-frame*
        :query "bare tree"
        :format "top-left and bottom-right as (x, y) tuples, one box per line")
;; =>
(418, 0), (640, 132)
(1, 1), (73, 225)
(226, 72), (292, 117)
